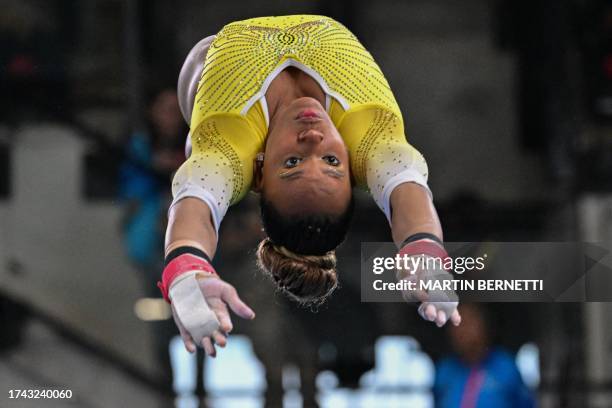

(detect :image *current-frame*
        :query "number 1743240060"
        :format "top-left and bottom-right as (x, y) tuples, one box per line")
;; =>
(8, 389), (72, 399)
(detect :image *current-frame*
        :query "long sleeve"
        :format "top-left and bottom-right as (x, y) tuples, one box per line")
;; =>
(337, 104), (431, 222)
(170, 111), (264, 232)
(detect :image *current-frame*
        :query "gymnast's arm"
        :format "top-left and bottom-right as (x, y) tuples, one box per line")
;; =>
(338, 107), (440, 245)
(384, 152), (461, 327)
(159, 35), (255, 356)
(170, 33), (219, 257)
(163, 175), (255, 357)
(389, 182), (443, 248)
(165, 198), (217, 261)
(385, 168), (461, 328)
(339, 107), (460, 326)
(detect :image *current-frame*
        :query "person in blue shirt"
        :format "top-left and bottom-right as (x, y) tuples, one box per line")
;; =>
(119, 87), (186, 273)
(434, 304), (536, 408)
(118, 86), (187, 396)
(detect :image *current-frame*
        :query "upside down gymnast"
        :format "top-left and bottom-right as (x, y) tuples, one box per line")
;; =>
(158, 15), (461, 357)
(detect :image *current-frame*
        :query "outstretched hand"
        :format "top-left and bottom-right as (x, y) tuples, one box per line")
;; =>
(171, 275), (255, 357)
(397, 255), (461, 327)
(417, 301), (461, 328)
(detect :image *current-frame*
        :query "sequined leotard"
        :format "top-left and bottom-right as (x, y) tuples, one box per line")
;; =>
(171, 15), (430, 231)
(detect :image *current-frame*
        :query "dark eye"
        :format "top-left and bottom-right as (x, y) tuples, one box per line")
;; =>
(323, 155), (340, 166)
(284, 157), (302, 168)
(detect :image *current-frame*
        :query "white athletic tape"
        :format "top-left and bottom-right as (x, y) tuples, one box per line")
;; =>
(169, 271), (220, 345)
(396, 255), (459, 324)
(418, 301), (459, 322)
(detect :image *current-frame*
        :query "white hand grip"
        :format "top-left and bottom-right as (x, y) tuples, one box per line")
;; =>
(170, 271), (220, 345)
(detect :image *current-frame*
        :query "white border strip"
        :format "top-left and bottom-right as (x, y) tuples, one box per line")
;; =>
(381, 169), (432, 223)
(240, 59), (350, 119)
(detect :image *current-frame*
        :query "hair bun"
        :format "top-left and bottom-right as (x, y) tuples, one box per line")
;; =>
(256, 238), (338, 306)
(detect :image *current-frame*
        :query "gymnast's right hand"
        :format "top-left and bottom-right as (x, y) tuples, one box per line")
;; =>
(171, 274), (255, 357)
(158, 252), (255, 357)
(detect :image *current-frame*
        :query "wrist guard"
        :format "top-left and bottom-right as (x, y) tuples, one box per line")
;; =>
(158, 248), (217, 303)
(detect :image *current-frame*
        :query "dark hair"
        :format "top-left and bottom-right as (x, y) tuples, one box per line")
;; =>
(259, 194), (354, 255)
(256, 194), (354, 306)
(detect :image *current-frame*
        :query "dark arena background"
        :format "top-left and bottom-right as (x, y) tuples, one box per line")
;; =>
(1, 0), (612, 407)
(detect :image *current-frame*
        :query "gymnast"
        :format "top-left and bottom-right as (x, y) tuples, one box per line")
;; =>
(158, 15), (461, 357)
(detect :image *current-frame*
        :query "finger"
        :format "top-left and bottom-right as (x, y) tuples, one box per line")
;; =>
(221, 285), (255, 319)
(172, 274), (220, 343)
(450, 309), (462, 326)
(436, 309), (447, 327)
(172, 303), (196, 353)
(202, 337), (216, 357)
(424, 304), (437, 321)
(417, 303), (436, 322)
(212, 330), (227, 348)
(181, 332), (197, 353)
(210, 301), (233, 333)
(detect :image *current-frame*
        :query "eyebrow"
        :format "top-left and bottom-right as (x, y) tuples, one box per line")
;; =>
(324, 168), (345, 178)
(279, 170), (303, 179)
(279, 168), (345, 180)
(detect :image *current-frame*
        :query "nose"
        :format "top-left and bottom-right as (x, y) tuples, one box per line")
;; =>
(297, 129), (324, 144)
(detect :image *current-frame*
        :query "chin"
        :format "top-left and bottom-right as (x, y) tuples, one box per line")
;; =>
(293, 97), (325, 109)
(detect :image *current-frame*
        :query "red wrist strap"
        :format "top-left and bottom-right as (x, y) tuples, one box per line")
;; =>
(157, 253), (217, 303)
(399, 239), (451, 271)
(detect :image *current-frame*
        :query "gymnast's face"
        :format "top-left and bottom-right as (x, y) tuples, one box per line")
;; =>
(257, 97), (352, 216)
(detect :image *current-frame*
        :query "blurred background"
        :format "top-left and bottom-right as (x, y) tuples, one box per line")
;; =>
(0, 0), (611, 407)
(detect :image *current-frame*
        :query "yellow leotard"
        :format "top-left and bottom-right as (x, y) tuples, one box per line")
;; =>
(171, 15), (429, 231)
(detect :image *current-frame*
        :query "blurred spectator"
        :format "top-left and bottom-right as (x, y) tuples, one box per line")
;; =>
(118, 86), (186, 393)
(119, 87), (185, 275)
(434, 304), (535, 408)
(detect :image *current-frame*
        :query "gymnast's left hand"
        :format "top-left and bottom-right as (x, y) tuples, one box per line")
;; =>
(396, 254), (462, 328)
